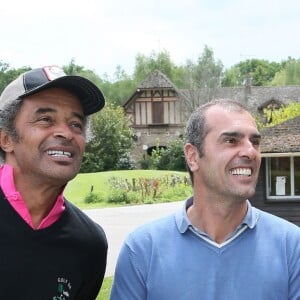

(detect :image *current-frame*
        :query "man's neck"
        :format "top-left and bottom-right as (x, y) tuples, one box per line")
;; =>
(187, 197), (248, 244)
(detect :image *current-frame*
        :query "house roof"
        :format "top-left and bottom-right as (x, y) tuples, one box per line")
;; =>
(138, 69), (177, 89)
(260, 115), (300, 153)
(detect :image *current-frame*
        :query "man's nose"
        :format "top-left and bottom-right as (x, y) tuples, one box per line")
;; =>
(53, 123), (73, 140)
(239, 141), (258, 160)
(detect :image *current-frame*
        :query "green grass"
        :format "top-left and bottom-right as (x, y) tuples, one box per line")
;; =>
(64, 170), (191, 209)
(97, 276), (113, 300)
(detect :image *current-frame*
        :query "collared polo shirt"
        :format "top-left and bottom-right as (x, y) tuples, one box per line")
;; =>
(0, 164), (65, 229)
(176, 197), (259, 247)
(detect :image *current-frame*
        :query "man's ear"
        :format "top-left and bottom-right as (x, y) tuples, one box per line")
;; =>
(0, 129), (14, 154)
(184, 143), (199, 172)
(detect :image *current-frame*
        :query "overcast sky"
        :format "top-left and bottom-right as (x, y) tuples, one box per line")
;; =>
(1, 0), (299, 78)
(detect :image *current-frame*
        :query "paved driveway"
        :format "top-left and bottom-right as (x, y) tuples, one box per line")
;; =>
(84, 201), (184, 277)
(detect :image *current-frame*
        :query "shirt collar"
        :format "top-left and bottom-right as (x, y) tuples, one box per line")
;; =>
(0, 164), (65, 229)
(176, 196), (259, 234)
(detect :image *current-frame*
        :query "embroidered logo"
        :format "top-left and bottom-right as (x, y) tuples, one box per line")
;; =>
(52, 277), (72, 300)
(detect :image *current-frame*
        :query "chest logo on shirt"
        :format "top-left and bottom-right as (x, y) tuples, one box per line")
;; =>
(52, 277), (72, 300)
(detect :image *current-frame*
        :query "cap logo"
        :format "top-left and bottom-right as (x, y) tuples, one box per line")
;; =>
(43, 66), (66, 81)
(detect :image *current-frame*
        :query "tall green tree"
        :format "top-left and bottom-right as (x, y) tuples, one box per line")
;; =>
(271, 60), (300, 86)
(133, 50), (175, 83)
(100, 65), (136, 106)
(63, 58), (84, 75)
(81, 103), (134, 172)
(181, 45), (223, 113)
(222, 59), (282, 87)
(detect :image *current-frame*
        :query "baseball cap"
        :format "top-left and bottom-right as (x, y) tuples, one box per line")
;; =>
(0, 65), (105, 115)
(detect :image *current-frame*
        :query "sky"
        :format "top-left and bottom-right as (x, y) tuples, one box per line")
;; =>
(1, 0), (299, 79)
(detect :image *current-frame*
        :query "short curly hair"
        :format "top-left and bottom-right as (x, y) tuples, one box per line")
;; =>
(0, 99), (23, 163)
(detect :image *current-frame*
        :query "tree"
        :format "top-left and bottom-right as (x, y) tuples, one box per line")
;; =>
(63, 58), (84, 75)
(271, 60), (300, 86)
(100, 66), (136, 106)
(80, 103), (134, 172)
(181, 45), (223, 113)
(133, 50), (176, 83)
(222, 59), (282, 87)
(156, 138), (186, 171)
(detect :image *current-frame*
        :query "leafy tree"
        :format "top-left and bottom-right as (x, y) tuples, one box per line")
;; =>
(63, 58), (84, 75)
(157, 138), (186, 171)
(193, 45), (223, 89)
(133, 50), (176, 83)
(221, 65), (244, 87)
(101, 66), (136, 106)
(181, 45), (223, 113)
(271, 60), (300, 86)
(81, 103), (134, 172)
(222, 59), (282, 87)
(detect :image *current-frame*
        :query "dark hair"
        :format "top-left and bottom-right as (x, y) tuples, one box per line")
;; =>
(184, 99), (248, 183)
(0, 99), (23, 162)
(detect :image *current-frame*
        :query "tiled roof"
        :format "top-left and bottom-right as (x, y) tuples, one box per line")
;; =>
(260, 116), (300, 153)
(138, 70), (176, 89)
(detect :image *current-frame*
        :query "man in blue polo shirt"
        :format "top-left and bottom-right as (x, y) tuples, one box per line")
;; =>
(110, 99), (300, 300)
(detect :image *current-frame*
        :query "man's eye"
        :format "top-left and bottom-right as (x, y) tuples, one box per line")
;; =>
(38, 116), (52, 123)
(70, 122), (83, 130)
(225, 138), (236, 144)
(252, 139), (261, 146)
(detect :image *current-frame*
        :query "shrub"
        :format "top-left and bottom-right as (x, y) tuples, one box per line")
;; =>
(157, 138), (186, 171)
(115, 152), (136, 170)
(84, 192), (103, 204)
(107, 190), (131, 204)
(140, 158), (151, 169)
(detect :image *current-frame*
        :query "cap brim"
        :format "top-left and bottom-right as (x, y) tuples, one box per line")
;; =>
(20, 75), (105, 115)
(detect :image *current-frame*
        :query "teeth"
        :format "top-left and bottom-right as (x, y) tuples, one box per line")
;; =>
(230, 168), (251, 176)
(47, 150), (71, 158)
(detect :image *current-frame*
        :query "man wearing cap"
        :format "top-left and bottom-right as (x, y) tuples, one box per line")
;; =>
(0, 66), (107, 299)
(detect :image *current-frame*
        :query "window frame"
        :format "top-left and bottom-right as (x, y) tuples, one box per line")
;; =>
(265, 154), (300, 201)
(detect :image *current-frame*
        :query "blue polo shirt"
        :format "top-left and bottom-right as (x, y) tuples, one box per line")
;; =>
(110, 198), (300, 300)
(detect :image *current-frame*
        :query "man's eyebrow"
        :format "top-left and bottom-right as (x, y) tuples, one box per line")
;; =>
(35, 107), (56, 114)
(220, 131), (261, 139)
(220, 131), (244, 138)
(34, 107), (85, 121)
(251, 133), (262, 139)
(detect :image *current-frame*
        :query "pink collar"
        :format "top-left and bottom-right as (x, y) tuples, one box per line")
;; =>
(0, 164), (65, 229)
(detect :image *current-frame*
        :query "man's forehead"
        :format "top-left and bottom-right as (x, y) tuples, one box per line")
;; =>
(207, 105), (255, 123)
(206, 106), (259, 134)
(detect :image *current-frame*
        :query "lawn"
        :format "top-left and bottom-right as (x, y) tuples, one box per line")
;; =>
(64, 169), (191, 209)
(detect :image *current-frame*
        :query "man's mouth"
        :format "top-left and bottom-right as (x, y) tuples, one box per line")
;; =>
(229, 168), (252, 176)
(46, 150), (72, 158)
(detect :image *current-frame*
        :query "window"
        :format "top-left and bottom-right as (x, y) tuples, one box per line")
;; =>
(152, 102), (164, 124)
(266, 156), (300, 200)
